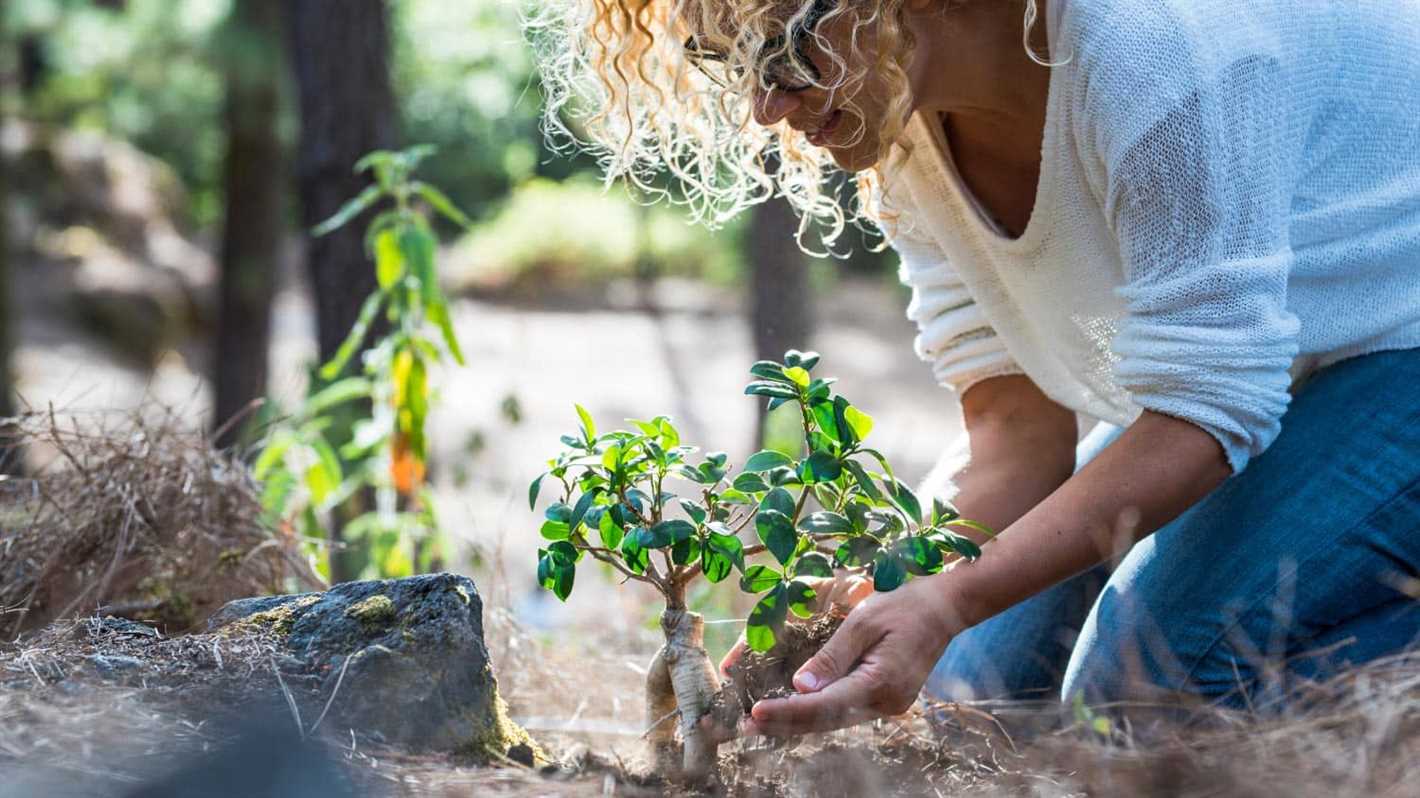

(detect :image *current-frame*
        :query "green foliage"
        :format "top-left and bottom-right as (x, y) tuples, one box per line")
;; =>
(442, 178), (745, 294)
(529, 352), (994, 653)
(255, 145), (471, 580)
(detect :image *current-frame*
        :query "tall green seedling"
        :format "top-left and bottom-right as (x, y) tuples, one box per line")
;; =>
(255, 145), (472, 580)
(529, 351), (992, 779)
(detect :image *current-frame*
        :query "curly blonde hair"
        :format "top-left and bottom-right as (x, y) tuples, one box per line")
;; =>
(524, 1), (1045, 252)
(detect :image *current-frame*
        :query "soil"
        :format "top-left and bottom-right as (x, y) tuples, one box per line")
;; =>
(705, 610), (847, 734)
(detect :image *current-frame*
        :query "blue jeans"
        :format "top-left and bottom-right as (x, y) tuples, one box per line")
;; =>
(925, 348), (1420, 710)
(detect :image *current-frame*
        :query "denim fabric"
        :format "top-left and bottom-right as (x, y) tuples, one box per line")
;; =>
(924, 348), (1420, 709)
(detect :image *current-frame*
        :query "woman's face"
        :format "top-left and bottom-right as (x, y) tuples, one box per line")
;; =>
(692, 2), (914, 170)
(746, 5), (907, 172)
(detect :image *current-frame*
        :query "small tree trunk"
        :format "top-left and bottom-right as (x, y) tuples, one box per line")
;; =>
(645, 606), (722, 780)
(212, 0), (286, 449)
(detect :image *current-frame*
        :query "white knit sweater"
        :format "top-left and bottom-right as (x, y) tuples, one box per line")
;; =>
(889, 0), (1420, 473)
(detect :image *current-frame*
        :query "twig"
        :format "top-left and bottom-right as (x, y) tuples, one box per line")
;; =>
(308, 653), (353, 735)
(270, 654), (305, 738)
(640, 707), (680, 738)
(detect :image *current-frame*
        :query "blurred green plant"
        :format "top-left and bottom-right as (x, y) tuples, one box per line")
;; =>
(444, 177), (744, 295)
(526, 350), (992, 776)
(254, 144), (471, 581)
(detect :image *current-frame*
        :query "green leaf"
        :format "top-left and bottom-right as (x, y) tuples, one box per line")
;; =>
(598, 509), (625, 549)
(306, 377), (373, 415)
(805, 377), (835, 404)
(621, 530), (650, 574)
(739, 564), (783, 593)
(745, 381), (799, 400)
(548, 540), (581, 563)
(760, 487), (796, 517)
(834, 537), (880, 567)
(678, 499), (708, 525)
(643, 519), (695, 548)
(601, 444), (623, 472)
(746, 583), (788, 653)
(843, 405), (874, 443)
(786, 580), (817, 619)
(873, 552), (907, 591)
(374, 228), (404, 289)
(801, 452), (843, 483)
(895, 535), (944, 575)
(309, 436), (343, 504)
(932, 498), (960, 525)
(544, 502), (572, 523)
(311, 184), (381, 237)
(743, 450), (794, 472)
(937, 532), (983, 561)
(798, 511), (853, 535)
(253, 431), (296, 481)
(888, 479), (923, 526)
(575, 404), (597, 443)
(749, 361), (792, 384)
(671, 537), (699, 565)
(568, 489), (600, 535)
(783, 349), (820, 370)
(410, 180), (474, 229)
(528, 474), (546, 511)
(755, 509), (798, 565)
(716, 488), (754, 505)
(783, 366), (811, 387)
(539, 520), (571, 540)
(732, 471), (770, 493)
(427, 298), (465, 365)
(943, 518), (996, 540)
(842, 460), (883, 502)
(842, 502), (869, 533)
(702, 533), (743, 582)
(792, 551), (834, 578)
(536, 546), (575, 601)
(319, 290), (386, 380)
(811, 403), (840, 443)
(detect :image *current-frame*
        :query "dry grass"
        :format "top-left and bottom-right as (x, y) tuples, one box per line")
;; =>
(0, 407), (322, 636)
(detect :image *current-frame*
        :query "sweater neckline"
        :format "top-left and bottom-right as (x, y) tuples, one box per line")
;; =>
(912, 49), (1063, 254)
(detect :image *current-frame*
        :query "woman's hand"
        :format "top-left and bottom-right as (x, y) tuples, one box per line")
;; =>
(742, 571), (967, 737)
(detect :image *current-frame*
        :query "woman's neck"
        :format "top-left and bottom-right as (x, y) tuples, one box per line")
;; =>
(905, 0), (1053, 163)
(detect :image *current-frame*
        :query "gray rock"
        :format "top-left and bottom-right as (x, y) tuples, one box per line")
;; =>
(84, 653), (145, 676)
(206, 573), (534, 759)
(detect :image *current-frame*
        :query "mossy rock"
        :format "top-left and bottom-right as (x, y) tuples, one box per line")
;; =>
(207, 574), (537, 762)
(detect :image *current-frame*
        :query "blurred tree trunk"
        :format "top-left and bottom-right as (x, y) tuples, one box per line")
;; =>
(285, 0), (398, 583)
(0, 0), (22, 475)
(748, 195), (814, 448)
(285, 0), (397, 365)
(212, 0), (286, 449)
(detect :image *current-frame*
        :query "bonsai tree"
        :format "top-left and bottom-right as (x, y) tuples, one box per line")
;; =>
(528, 351), (991, 778)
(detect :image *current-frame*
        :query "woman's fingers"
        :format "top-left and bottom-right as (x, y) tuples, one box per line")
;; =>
(747, 669), (882, 736)
(719, 638), (748, 677)
(792, 607), (876, 693)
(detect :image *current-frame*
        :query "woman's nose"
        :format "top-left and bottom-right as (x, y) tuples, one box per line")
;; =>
(753, 88), (801, 127)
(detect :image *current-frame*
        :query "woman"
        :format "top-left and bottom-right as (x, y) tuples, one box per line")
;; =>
(530, 0), (1420, 734)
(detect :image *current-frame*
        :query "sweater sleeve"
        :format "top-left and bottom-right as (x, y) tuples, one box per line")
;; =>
(1076, 7), (1304, 473)
(892, 219), (1024, 395)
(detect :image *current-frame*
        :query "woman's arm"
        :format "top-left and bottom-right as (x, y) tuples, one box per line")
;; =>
(946, 375), (1078, 540)
(739, 410), (1231, 736)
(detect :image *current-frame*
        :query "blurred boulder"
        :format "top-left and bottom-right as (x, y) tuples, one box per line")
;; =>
(2, 119), (215, 364)
(207, 573), (537, 760)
